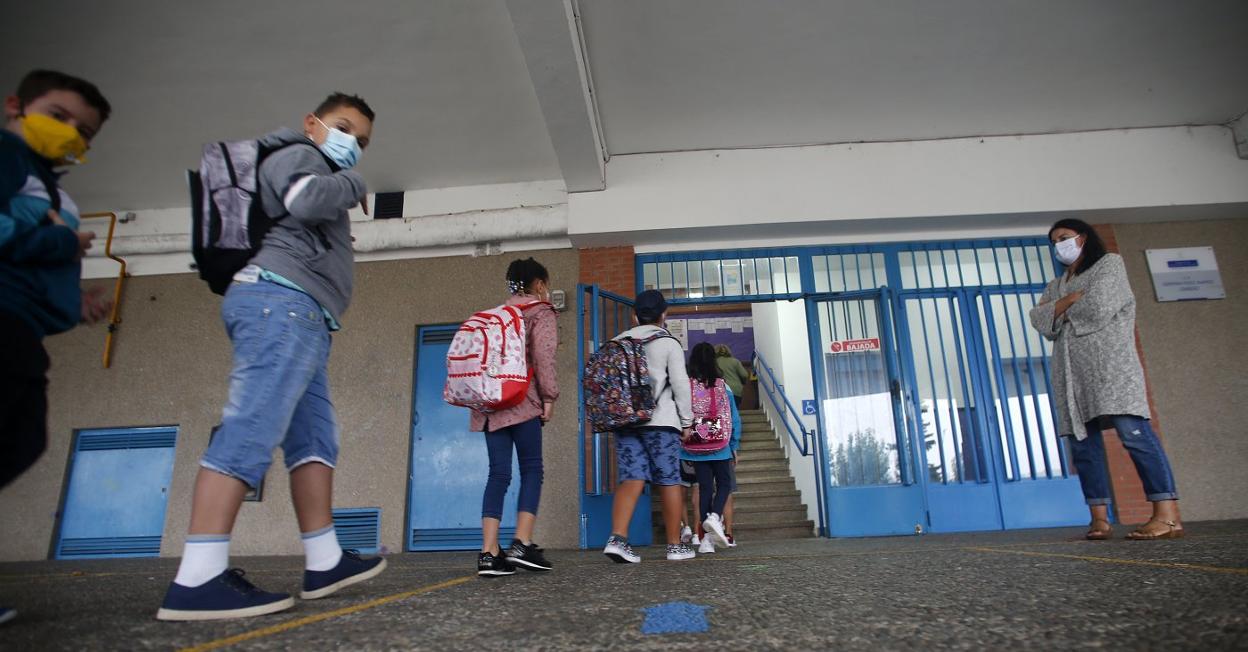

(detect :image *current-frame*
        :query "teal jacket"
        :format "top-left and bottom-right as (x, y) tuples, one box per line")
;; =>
(0, 130), (83, 338)
(680, 384), (742, 462)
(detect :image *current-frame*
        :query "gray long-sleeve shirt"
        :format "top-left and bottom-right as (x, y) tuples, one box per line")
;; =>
(1028, 253), (1151, 440)
(250, 128), (365, 324)
(614, 324), (695, 431)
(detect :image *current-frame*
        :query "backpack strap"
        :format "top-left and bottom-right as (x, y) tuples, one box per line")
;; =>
(32, 162), (61, 214)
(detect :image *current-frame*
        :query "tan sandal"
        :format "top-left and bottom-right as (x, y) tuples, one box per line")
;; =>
(1126, 519), (1185, 540)
(1085, 519), (1113, 541)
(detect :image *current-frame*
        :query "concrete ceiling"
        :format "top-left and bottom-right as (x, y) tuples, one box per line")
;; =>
(578, 0), (1248, 154)
(0, 0), (561, 210)
(3, 1), (1246, 211)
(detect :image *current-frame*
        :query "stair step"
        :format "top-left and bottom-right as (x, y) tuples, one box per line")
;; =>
(737, 439), (779, 451)
(732, 487), (801, 500)
(734, 460), (790, 473)
(733, 495), (807, 512)
(732, 507), (809, 526)
(732, 522), (815, 539)
(733, 477), (798, 491)
(734, 449), (786, 463)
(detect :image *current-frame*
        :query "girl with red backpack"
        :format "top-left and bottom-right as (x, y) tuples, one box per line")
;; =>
(466, 258), (559, 576)
(680, 342), (742, 554)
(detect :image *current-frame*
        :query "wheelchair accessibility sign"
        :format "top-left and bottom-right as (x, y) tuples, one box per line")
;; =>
(801, 400), (817, 416)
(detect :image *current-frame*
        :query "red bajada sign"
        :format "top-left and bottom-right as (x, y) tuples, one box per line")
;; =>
(829, 338), (880, 354)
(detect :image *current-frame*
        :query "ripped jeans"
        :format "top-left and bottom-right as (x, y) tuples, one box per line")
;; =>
(1068, 414), (1178, 506)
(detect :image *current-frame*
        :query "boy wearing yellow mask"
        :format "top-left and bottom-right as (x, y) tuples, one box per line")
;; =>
(0, 68), (111, 626)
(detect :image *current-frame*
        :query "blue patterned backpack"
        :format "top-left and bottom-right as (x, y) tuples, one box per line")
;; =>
(583, 331), (675, 432)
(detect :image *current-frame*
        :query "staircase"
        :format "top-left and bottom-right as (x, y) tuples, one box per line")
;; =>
(652, 409), (815, 542)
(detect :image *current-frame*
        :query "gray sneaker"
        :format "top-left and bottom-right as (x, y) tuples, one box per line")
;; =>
(604, 535), (641, 563)
(666, 543), (696, 561)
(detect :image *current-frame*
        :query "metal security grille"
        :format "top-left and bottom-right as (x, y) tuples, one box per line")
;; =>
(640, 251), (803, 301)
(637, 237), (1086, 535)
(333, 508), (381, 553)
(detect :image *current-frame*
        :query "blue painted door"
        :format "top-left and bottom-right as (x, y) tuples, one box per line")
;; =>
(807, 288), (927, 536)
(407, 325), (519, 551)
(56, 427), (177, 559)
(577, 284), (653, 548)
(896, 290), (1003, 532)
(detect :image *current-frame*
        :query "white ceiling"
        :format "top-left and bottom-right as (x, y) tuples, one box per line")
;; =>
(578, 0), (1248, 154)
(3, 1), (1246, 211)
(0, 0), (560, 210)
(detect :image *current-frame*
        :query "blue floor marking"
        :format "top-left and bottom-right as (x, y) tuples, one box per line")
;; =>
(641, 601), (711, 635)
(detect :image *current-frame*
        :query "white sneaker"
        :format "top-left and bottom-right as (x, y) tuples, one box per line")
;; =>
(691, 534), (700, 545)
(666, 544), (696, 561)
(603, 536), (641, 564)
(725, 533), (737, 548)
(679, 524), (693, 545)
(703, 513), (730, 547)
(698, 536), (715, 554)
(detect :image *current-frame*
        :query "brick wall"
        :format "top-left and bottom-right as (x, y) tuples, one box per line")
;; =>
(1095, 224), (1161, 525)
(578, 246), (636, 296)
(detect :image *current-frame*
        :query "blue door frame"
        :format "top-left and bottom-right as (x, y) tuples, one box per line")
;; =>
(577, 284), (653, 548)
(406, 324), (519, 551)
(637, 237), (1088, 537)
(806, 287), (927, 536)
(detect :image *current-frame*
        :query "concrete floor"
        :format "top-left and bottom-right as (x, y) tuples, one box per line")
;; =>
(1, 521), (1246, 651)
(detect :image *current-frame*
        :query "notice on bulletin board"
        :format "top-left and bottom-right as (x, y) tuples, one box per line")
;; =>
(666, 319), (689, 350)
(1145, 247), (1225, 302)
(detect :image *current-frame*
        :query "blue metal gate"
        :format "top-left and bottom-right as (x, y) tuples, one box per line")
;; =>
(406, 325), (519, 551)
(639, 238), (1088, 536)
(577, 284), (653, 548)
(56, 427), (177, 559)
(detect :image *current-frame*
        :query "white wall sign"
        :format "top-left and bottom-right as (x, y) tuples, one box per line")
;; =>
(1144, 247), (1225, 302)
(666, 319), (689, 350)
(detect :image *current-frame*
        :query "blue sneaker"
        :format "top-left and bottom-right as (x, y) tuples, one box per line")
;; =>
(0, 607), (16, 625)
(156, 569), (294, 621)
(301, 550), (387, 600)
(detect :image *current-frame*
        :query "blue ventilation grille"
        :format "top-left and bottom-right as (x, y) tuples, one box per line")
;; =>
(58, 536), (162, 559)
(332, 508), (381, 554)
(76, 427), (177, 451)
(409, 527), (516, 551)
(421, 328), (456, 344)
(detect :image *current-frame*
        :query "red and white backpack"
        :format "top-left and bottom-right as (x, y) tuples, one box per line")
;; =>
(443, 302), (548, 413)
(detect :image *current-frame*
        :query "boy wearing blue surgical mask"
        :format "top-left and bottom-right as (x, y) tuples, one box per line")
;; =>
(157, 93), (383, 622)
(0, 68), (113, 627)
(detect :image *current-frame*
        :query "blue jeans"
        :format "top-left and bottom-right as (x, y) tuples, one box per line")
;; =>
(1069, 415), (1178, 506)
(482, 417), (543, 520)
(201, 281), (338, 489)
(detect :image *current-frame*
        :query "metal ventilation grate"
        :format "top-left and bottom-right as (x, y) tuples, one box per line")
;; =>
(409, 527), (516, 551)
(76, 427), (177, 451)
(332, 508), (381, 553)
(58, 536), (162, 559)
(421, 328), (456, 345)
(373, 192), (405, 219)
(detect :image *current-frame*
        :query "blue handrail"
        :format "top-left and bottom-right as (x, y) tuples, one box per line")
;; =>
(753, 351), (812, 456)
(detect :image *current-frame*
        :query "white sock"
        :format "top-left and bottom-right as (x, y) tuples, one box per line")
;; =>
(173, 535), (230, 587)
(302, 525), (343, 571)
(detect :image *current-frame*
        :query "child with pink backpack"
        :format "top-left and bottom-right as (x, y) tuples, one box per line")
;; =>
(680, 342), (742, 554)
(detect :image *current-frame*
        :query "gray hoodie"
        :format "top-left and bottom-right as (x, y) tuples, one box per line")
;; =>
(614, 324), (694, 432)
(250, 128), (365, 324)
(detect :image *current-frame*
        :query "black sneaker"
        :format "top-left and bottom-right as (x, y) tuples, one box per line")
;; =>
(505, 539), (553, 571)
(478, 551), (516, 577)
(156, 569), (294, 621)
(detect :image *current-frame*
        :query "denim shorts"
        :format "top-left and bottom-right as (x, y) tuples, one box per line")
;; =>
(615, 428), (682, 486)
(200, 280), (338, 489)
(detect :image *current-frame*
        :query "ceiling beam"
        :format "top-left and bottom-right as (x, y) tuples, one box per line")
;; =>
(506, 0), (606, 192)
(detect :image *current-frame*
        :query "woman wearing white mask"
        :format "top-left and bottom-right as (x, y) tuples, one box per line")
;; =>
(1029, 219), (1182, 541)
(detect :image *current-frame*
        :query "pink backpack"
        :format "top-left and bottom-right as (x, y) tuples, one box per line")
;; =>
(684, 378), (732, 453)
(443, 302), (547, 413)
